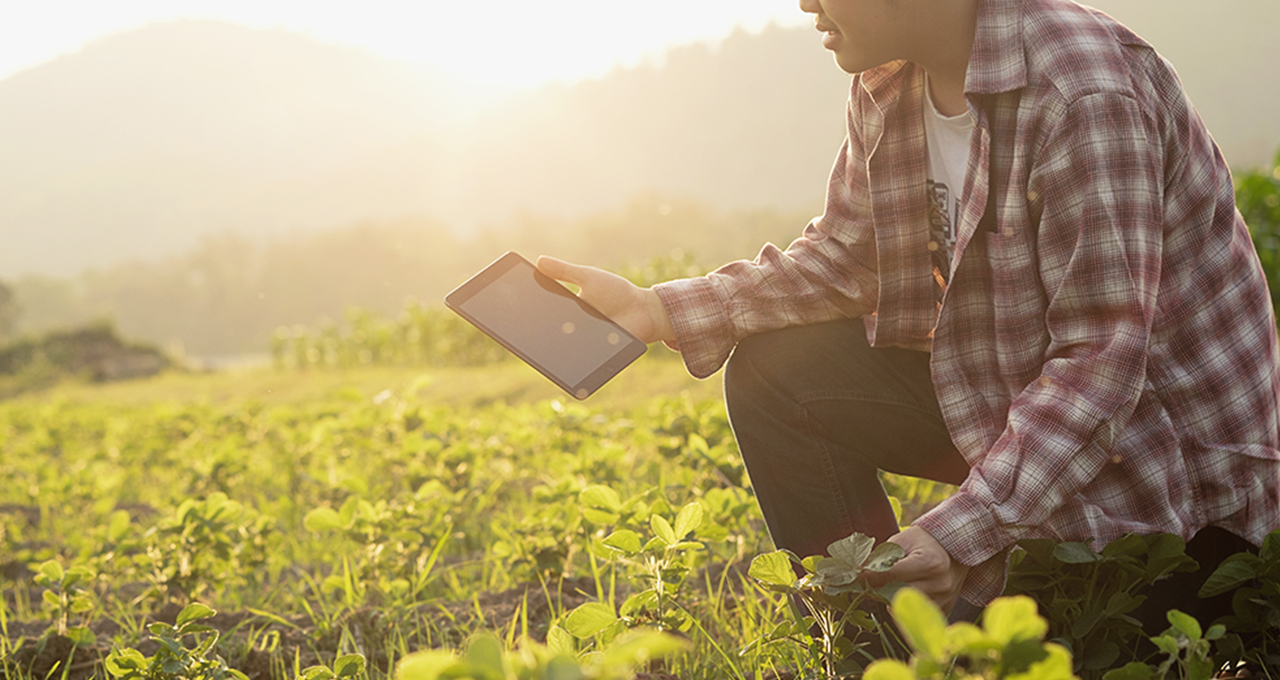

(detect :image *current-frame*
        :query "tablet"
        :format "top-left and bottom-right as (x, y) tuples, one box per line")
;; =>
(445, 252), (648, 399)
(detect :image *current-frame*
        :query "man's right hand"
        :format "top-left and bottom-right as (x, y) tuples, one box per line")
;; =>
(536, 256), (676, 345)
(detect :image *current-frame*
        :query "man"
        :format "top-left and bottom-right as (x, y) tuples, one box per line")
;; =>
(537, 0), (1280, 621)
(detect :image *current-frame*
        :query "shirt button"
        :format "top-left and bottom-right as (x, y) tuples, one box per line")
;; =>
(1027, 189), (1039, 203)
(1038, 376), (1052, 387)
(928, 241), (940, 252)
(1111, 455), (1123, 464)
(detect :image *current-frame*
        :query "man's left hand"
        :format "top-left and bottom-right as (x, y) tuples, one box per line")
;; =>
(863, 526), (969, 614)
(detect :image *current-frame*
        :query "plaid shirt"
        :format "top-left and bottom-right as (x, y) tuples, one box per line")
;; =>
(654, 0), (1280, 603)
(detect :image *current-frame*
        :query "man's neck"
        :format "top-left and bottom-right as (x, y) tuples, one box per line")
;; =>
(908, 0), (980, 116)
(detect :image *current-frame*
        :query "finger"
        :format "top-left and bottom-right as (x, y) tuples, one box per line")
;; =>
(534, 255), (577, 283)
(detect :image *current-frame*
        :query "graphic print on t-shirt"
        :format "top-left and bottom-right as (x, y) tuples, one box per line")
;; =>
(927, 179), (956, 285)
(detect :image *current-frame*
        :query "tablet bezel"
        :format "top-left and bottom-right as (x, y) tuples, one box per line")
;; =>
(444, 252), (648, 399)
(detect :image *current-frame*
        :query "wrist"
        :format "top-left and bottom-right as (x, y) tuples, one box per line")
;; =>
(644, 287), (676, 344)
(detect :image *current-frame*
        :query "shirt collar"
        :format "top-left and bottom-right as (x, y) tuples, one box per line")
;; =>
(965, 0), (1027, 95)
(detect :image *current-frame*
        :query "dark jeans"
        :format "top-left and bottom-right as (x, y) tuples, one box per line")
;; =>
(722, 318), (1254, 632)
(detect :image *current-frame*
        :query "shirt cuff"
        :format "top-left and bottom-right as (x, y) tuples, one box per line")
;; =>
(652, 277), (737, 379)
(914, 490), (1015, 605)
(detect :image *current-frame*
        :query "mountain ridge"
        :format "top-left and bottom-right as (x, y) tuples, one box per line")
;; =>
(3, 5), (1278, 277)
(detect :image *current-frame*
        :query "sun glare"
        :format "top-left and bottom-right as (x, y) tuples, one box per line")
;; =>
(0, 0), (809, 88)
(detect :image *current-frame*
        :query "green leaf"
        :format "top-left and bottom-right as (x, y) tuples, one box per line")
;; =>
(863, 659), (915, 680)
(620, 590), (659, 617)
(1166, 609), (1202, 640)
(865, 542), (905, 572)
(602, 530), (642, 554)
(600, 629), (690, 667)
(39, 560), (65, 584)
(1198, 555), (1261, 597)
(672, 502), (703, 540)
(177, 602), (216, 628)
(544, 656), (587, 680)
(581, 508), (620, 525)
(890, 588), (947, 660)
(66, 626), (97, 647)
(813, 557), (861, 587)
(1081, 639), (1121, 671)
(546, 626), (575, 656)
(828, 532), (876, 569)
(1102, 662), (1158, 680)
(64, 566), (93, 588)
(748, 551), (798, 588)
(465, 636), (506, 676)
(563, 602), (617, 638)
(1150, 634), (1180, 657)
(1260, 528), (1280, 561)
(333, 654), (366, 678)
(650, 514), (676, 546)
(1010, 643), (1076, 680)
(42, 590), (61, 607)
(985, 595), (1047, 644)
(105, 648), (148, 676)
(1053, 542), (1103, 564)
(396, 651), (460, 680)
(304, 507), (345, 532)
(580, 485), (622, 512)
(299, 667), (336, 680)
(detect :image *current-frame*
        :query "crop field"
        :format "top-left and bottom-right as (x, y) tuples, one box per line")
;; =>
(4, 350), (1280, 680)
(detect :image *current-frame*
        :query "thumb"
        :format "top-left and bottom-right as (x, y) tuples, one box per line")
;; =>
(535, 255), (583, 285)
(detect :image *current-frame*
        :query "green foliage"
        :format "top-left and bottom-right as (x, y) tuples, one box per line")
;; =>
(1003, 534), (1198, 679)
(133, 492), (276, 604)
(0, 320), (168, 398)
(865, 591), (1077, 680)
(33, 560), (96, 642)
(105, 603), (248, 680)
(0, 279), (17, 342)
(747, 532), (906, 678)
(303, 484), (453, 605)
(1196, 528), (1280, 670)
(6, 363), (1280, 679)
(1102, 610), (1225, 680)
(395, 630), (688, 680)
(583, 499), (706, 634)
(296, 653), (367, 680)
(272, 304), (510, 370)
(1239, 150), (1280, 312)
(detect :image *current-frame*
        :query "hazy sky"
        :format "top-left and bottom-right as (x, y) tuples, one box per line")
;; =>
(0, 1), (811, 89)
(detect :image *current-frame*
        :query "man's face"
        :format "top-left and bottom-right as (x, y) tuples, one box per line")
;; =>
(799, 0), (906, 74)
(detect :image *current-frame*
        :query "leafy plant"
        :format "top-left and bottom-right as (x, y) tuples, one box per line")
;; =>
(1003, 534), (1198, 677)
(303, 484), (452, 605)
(1238, 150), (1280, 312)
(747, 532), (906, 678)
(864, 590), (1077, 680)
(105, 603), (248, 680)
(295, 653), (367, 680)
(1196, 528), (1280, 671)
(1103, 610), (1225, 680)
(590, 498), (706, 634)
(33, 560), (96, 644)
(133, 492), (275, 603)
(396, 631), (688, 680)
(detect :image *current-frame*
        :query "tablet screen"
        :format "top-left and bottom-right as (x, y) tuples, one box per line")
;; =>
(447, 253), (646, 398)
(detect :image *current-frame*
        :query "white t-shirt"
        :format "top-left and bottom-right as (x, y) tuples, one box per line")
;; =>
(923, 81), (975, 285)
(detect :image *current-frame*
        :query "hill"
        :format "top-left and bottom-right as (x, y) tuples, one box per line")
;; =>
(1, 3), (1277, 279)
